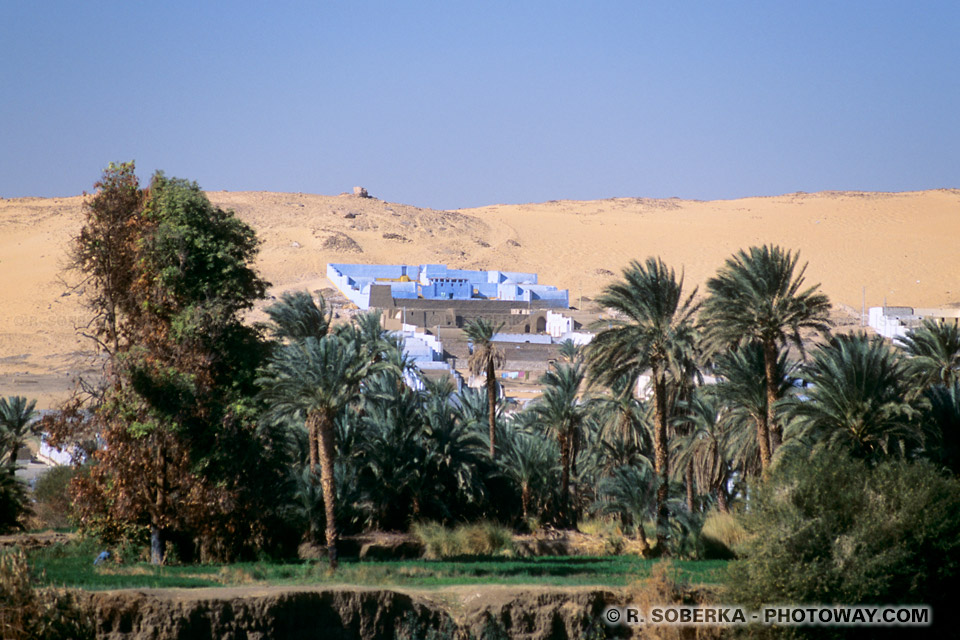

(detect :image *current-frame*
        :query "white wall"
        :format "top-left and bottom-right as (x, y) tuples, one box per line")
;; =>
(868, 307), (911, 340)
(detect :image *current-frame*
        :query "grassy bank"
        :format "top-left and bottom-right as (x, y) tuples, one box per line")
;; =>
(25, 539), (727, 591)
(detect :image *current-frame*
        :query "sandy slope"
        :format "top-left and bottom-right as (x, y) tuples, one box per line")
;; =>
(1, 189), (958, 408)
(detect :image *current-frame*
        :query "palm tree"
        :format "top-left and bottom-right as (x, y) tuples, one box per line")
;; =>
(419, 378), (488, 517)
(898, 318), (960, 390)
(496, 423), (559, 523)
(529, 360), (591, 527)
(712, 342), (797, 477)
(586, 257), (699, 551)
(672, 390), (732, 512)
(263, 290), (330, 341)
(0, 397), (38, 467)
(557, 339), (583, 364)
(464, 318), (506, 458)
(702, 245), (831, 470)
(784, 333), (922, 463)
(922, 381), (960, 474)
(355, 379), (431, 526)
(597, 464), (656, 555)
(590, 373), (652, 454)
(258, 333), (370, 569)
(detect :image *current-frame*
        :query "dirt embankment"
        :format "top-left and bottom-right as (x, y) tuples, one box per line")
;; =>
(84, 584), (621, 639)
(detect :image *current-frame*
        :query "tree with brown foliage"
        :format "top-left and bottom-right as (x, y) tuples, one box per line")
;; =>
(48, 164), (284, 564)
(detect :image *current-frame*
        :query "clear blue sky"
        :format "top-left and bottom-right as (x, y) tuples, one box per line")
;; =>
(2, 1), (957, 209)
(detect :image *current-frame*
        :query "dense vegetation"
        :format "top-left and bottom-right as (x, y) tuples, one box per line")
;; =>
(5, 163), (959, 636)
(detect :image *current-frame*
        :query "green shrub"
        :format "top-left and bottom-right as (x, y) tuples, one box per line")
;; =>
(31, 465), (78, 530)
(727, 450), (960, 638)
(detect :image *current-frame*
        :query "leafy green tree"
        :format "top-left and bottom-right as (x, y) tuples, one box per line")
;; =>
(898, 317), (960, 390)
(55, 165), (279, 565)
(728, 450), (960, 639)
(0, 397), (38, 466)
(464, 318), (506, 458)
(702, 245), (831, 473)
(586, 257), (699, 550)
(785, 333), (922, 463)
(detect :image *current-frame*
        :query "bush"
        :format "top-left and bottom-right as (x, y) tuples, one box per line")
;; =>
(412, 522), (513, 559)
(30, 465), (78, 530)
(0, 549), (93, 639)
(727, 450), (960, 638)
(700, 510), (749, 560)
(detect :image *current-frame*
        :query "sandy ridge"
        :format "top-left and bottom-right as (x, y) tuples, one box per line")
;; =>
(1, 188), (958, 408)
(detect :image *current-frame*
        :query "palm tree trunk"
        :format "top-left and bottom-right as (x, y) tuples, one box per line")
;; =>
(635, 524), (651, 556)
(559, 431), (571, 528)
(763, 340), (782, 458)
(685, 461), (695, 512)
(306, 414), (319, 475)
(755, 413), (772, 475)
(716, 484), (730, 513)
(521, 484), (531, 522)
(652, 369), (670, 554)
(316, 411), (339, 570)
(487, 360), (497, 458)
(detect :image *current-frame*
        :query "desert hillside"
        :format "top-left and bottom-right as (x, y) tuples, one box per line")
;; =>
(1, 188), (958, 408)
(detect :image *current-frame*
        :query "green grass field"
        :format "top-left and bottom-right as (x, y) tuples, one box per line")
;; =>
(24, 539), (729, 591)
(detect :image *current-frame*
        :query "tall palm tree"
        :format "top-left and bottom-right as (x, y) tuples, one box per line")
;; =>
(0, 397), (38, 467)
(784, 333), (922, 463)
(530, 360), (591, 527)
(702, 245), (831, 470)
(258, 333), (370, 569)
(464, 318), (506, 458)
(586, 257), (699, 551)
(898, 317), (960, 390)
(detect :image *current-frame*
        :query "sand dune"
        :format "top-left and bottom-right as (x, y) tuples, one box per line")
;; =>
(1, 188), (958, 408)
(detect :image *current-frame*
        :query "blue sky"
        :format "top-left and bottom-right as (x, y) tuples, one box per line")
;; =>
(2, 1), (957, 209)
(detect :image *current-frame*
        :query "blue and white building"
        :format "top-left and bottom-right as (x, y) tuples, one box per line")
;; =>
(327, 263), (569, 310)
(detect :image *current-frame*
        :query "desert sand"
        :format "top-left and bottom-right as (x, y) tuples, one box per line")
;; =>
(1, 188), (958, 408)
